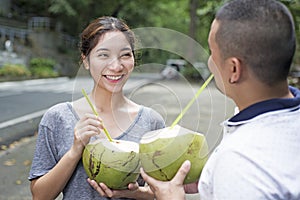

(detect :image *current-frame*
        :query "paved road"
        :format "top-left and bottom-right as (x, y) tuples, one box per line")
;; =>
(0, 73), (160, 146)
(0, 75), (236, 200)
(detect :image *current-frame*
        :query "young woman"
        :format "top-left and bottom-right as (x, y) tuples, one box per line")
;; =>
(29, 16), (165, 200)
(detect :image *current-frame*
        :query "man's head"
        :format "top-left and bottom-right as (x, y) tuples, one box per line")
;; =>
(212, 0), (296, 86)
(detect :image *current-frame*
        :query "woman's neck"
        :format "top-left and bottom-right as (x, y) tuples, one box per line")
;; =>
(90, 88), (126, 113)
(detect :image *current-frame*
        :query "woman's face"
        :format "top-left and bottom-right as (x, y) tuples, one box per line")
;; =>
(85, 31), (134, 93)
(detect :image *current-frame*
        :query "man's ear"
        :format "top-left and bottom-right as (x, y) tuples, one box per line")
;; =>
(228, 57), (242, 84)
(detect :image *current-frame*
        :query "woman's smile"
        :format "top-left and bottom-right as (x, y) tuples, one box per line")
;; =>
(104, 74), (125, 82)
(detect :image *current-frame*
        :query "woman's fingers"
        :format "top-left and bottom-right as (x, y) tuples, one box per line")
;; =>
(75, 114), (104, 137)
(87, 179), (115, 198)
(87, 179), (107, 197)
(73, 114), (104, 148)
(76, 114), (102, 129)
(98, 183), (114, 197)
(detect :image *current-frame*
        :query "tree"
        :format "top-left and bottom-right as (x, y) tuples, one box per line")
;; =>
(189, 0), (199, 40)
(281, 0), (300, 65)
(8, 0), (300, 67)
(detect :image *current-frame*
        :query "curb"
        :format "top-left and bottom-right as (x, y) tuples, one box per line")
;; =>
(0, 115), (42, 147)
(0, 77), (69, 89)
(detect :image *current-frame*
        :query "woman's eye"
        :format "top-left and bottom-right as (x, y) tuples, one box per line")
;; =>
(98, 53), (109, 58)
(121, 52), (132, 58)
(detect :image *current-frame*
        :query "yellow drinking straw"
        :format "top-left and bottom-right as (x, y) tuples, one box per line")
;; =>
(170, 74), (214, 129)
(81, 89), (113, 142)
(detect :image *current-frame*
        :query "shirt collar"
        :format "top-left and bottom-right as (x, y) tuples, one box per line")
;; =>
(228, 86), (300, 123)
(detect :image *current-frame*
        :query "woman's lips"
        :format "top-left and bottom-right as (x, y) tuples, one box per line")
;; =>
(104, 75), (124, 81)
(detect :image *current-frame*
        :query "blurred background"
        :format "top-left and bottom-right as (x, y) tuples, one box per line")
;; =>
(0, 0), (299, 85)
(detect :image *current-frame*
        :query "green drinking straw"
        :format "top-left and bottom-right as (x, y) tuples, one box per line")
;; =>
(82, 89), (113, 142)
(170, 74), (214, 129)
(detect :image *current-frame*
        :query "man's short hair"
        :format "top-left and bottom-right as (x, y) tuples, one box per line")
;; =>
(215, 0), (296, 86)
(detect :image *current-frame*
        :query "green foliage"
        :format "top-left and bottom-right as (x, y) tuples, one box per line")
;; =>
(281, 0), (300, 64)
(0, 64), (31, 77)
(29, 58), (58, 78)
(11, 0), (50, 20)
(29, 57), (56, 69)
(29, 67), (58, 78)
(0, 59), (60, 80)
(9, 0), (300, 72)
(138, 49), (172, 67)
(288, 77), (300, 88)
(48, 0), (77, 16)
(181, 65), (203, 82)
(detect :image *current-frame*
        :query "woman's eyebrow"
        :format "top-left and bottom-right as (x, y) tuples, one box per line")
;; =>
(95, 46), (132, 53)
(95, 48), (109, 52)
(121, 47), (132, 51)
(96, 47), (109, 52)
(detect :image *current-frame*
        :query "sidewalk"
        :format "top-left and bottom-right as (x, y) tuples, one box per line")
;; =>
(0, 77), (236, 200)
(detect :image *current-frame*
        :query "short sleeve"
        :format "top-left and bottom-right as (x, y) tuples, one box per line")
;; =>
(147, 107), (166, 130)
(28, 103), (75, 181)
(28, 123), (58, 180)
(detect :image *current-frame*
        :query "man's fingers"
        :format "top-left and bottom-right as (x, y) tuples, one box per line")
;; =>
(172, 160), (191, 185)
(140, 167), (157, 187)
(140, 167), (149, 182)
(141, 160), (191, 187)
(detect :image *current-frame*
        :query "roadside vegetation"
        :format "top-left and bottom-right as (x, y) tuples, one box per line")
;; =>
(0, 58), (58, 82)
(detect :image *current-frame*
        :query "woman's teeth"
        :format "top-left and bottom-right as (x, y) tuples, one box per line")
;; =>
(106, 75), (122, 80)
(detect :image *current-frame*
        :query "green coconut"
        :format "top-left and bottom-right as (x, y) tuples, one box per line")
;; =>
(82, 139), (140, 189)
(139, 125), (208, 184)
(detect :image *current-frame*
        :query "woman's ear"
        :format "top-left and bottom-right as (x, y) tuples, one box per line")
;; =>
(81, 55), (89, 70)
(228, 57), (242, 84)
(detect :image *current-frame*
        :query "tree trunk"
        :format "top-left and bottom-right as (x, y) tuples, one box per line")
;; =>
(187, 0), (199, 65)
(189, 0), (199, 40)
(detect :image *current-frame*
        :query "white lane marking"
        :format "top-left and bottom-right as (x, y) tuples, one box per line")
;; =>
(0, 109), (47, 129)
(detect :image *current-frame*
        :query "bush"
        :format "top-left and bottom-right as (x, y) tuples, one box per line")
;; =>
(181, 66), (204, 82)
(288, 76), (300, 88)
(0, 64), (31, 78)
(29, 58), (58, 78)
(30, 66), (58, 78)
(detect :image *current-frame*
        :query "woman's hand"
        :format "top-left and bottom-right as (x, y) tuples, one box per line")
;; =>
(88, 179), (154, 200)
(72, 113), (103, 156)
(140, 160), (192, 200)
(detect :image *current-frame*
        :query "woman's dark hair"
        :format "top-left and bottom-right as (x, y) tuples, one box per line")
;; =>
(79, 16), (136, 63)
(215, 0), (296, 86)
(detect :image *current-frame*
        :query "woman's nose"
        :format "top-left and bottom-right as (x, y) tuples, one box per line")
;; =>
(107, 57), (123, 71)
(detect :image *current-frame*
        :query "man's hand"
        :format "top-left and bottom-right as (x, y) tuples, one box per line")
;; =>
(140, 160), (191, 200)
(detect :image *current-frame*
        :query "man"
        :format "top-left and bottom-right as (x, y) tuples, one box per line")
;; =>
(141, 0), (300, 199)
